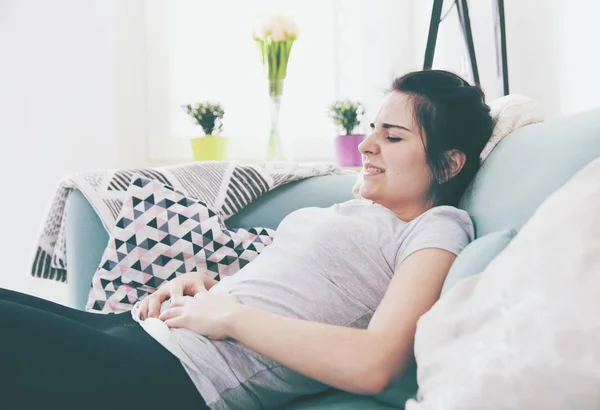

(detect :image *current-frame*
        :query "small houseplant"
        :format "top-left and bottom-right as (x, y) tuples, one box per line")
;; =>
(329, 100), (365, 166)
(183, 102), (228, 161)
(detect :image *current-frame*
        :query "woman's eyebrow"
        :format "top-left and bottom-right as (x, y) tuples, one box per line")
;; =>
(370, 122), (412, 133)
(382, 123), (411, 132)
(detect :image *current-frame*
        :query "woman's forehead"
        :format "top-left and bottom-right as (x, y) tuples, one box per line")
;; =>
(375, 92), (415, 127)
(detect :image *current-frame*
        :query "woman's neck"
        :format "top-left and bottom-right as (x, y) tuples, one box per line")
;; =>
(375, 199), (435, 222)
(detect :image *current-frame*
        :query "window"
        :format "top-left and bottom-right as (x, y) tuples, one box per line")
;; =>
(146, 0), (342, 162)
(145, 0), (429, 163)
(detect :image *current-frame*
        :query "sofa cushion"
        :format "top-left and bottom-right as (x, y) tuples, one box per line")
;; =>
(371, 360), (418, 407)
(283, 389), (399, 409)
(282, 361), (417, 409)
(441, 228), (517, 295)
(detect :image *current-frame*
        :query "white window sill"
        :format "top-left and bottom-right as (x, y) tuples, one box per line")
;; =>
(148, 157), (362, 173)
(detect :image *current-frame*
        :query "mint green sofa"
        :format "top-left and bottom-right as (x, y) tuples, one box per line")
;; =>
(65, 108), (600, 409)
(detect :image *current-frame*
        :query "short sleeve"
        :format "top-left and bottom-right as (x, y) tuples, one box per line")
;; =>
(394, 206), (474, 270)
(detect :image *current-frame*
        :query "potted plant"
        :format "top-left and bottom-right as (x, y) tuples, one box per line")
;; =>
(183, 102), (228, 161)
(329, 100), (365, 167)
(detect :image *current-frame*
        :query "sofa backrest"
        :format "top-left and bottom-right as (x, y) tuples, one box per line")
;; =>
(460, 108), (600, 237)
(225, 174), (357, 230)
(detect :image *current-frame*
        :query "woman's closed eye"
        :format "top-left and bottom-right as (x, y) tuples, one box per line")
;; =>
(369, 123), (403, 142)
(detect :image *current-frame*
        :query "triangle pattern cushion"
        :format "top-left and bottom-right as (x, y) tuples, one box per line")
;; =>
(85, 176), (275, 314)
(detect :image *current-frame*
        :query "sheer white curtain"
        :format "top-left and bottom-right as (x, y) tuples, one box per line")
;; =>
(145, 0), (422, 163)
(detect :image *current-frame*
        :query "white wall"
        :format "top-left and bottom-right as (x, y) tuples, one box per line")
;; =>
(506, 0), (600, 119)
(0, 0), (148, 302)
(330, 0), (418, 128)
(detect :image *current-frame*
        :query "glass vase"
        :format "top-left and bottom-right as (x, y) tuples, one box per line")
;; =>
(267, 79), (285, 161)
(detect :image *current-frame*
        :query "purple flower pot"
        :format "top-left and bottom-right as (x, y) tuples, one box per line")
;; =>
(334, 134), (365, 167)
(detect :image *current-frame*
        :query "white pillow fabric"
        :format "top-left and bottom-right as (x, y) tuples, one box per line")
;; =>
(352, 94), (544, 199)
(405, 156), (600, 410)
(479, 94), (544, 163)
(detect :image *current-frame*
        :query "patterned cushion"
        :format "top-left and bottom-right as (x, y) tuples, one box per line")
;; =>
(86, 176), (275, 313)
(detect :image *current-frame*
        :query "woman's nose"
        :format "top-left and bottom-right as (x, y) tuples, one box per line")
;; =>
(358, 133), (378, 156)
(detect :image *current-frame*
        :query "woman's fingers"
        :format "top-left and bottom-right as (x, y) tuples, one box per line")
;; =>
(138, 298), (148, 320)
(164, 315), (187, 329)
(159, 306), (184, 322)
(150, 282), (182, 319)
(139, 274), (201, 320)
(183, 281), (201, 296)
(147, 293), (163, 319)
(139, 290), (158, 320)
(169, 296), (187, 308)
(169, 281), (184, 299)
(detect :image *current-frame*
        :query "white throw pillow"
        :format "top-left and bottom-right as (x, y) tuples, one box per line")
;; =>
(405, 156), (600, 410)
(479, 94), (544, 163)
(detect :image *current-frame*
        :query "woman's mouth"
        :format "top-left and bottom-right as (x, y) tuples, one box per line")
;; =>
(364, 166), (385, 176)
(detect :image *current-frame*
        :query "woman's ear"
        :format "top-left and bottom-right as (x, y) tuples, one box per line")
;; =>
(440, 149), (466, 183)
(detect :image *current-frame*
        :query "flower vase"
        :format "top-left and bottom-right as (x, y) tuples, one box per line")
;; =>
(267, 79), (285, 161)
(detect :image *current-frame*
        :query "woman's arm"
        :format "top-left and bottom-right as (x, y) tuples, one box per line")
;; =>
(223, 248), (457, 394)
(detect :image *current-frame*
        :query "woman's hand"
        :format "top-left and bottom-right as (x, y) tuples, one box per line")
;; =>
(159, 288), (244, 340)
(138, 271), (218, 320)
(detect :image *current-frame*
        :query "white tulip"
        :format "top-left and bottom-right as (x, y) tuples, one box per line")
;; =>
(270, 16), (286, 41)
(253, 13), (271, 40)
(280, 15), (299, 38)
(253, 12), (298, 42)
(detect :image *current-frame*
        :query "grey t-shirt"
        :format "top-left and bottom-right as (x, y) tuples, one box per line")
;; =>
(132, 199), (474, 409)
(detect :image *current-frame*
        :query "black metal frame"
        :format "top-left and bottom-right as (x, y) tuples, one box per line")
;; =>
(423, 0), (443, 71)
(423, 0), (509, 95)
(493, 0), (509, 95)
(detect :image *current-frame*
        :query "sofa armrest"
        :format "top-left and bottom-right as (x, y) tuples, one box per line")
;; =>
(65, 189), (109, 310)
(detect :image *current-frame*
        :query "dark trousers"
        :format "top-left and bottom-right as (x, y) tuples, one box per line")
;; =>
(0, 288), (208, 410)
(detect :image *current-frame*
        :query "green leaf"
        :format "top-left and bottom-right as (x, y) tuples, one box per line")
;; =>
(181, 102), (225, 136)
(328, 100), (364, 135)
(261, 37), (296, 82)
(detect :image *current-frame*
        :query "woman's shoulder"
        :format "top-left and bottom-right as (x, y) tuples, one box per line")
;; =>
(417, 205), (471, 221)
(410, 205), (474, 241)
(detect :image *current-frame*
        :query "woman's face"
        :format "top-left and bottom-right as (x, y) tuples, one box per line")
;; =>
(358, 91), (434, 217)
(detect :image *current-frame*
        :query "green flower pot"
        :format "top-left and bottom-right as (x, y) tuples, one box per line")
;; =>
(190, 135), (228, 161)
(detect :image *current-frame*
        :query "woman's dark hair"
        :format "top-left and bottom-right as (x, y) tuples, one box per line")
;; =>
(392, 70), (494, 207)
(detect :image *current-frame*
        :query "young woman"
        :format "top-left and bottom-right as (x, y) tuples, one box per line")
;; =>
(0, 70), (494, 410)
